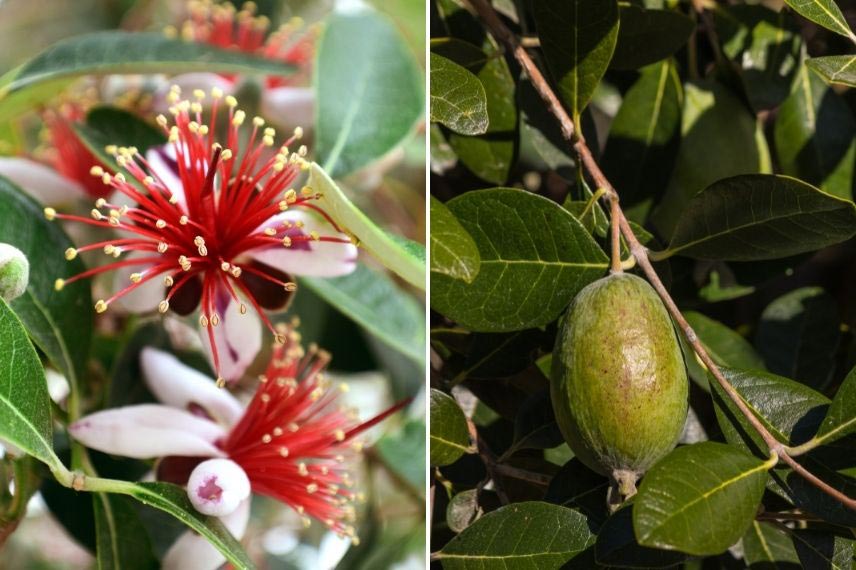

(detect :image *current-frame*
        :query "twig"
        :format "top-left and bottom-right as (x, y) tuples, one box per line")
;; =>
(492, 464), (552, 486)
(464, 0), (856, 512)
(467, 419), (509, 504)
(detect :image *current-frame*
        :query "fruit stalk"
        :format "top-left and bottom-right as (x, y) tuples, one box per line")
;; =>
(465, 0), (856, 512)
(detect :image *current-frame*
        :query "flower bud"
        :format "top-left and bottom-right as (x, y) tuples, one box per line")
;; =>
(0, 243), (29, 302)
(187, 459), (251, 517)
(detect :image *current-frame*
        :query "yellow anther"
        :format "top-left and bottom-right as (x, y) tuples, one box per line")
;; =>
(199, 315), (209, 327)
(64, 248), (77, 260)
(163, 275), (174, 287)
(44, 207), (56, 221)
(105, 145), (118, 155)
(232, 110), (246, 126)
(264, 227), (276, 236)
(156, 115), (168, 127)
(90, 166), (104, 176)
(216, 377), (226, 389)
(253, 116), (265, 127)
(306, 483), (318, 494)
(309, 231), (320, 241)
(293, 126), (304, 139)
(262, 433), (272, 443)
(221, 149), (233, 160)
(298, 462), (308, 476)
(211, 87), (223, 99)
(54, 279), (65, 291)
(193, 89), (205, 100)
(94, 300), (108, 313)
(239, 303), (247, 314)
(279, 446), (289, 457)
(284, 282), (297, 292)
(130, 273), (142, 283)
(284, 189), (297, 203)
(157, 241), (168, 253)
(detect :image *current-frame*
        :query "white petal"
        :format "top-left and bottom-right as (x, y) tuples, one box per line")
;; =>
(249, 211), (358, 277)
(162, 497), (251, 570)
(141, 347), (243, 426)
(69, 405), (226, 459)
(145, 144), (187, 211)
(260, 86), (314, 129)
(113, 251), (163, 313)
(200, 298), (262, 382)
(187, 459), (251, 517)
(317, 532), (352, 569)
(0, 157), (86, 205)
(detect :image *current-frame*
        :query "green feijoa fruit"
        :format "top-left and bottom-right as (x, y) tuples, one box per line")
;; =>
(551, 273), (688, 499)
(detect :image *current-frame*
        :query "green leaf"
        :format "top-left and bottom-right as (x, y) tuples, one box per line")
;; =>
(633, 442), (771, 556)
(315, 5), (423, 178)
(807, 55), (856, 88)
(775, 65), (856, 200)
(0, 299), (63, 471)
(93, 493), (158, 570)
(534, 0), (619, 119)
(791, 530), (854, 570)
(432, 37), (517, 185)
(302, 264), (425, 366)
(308, 163), (425, 289)
(0, 32), (294, 123)
(507, 389), (563, 455)
(651, 80), (770, 238)
(685, 311), (765, 370)
(714, 5), (803, 111)
(430, 389), (471, 466)
(709, 367), (829, 455)
(430, 53), (489, 136)
(119, 481), (254, 569)
(431, 188), (609, 332)
(742, 521), (800, 568)
(816, 365), (856, 445)
(782, 0), (856, 40)
(611, 6), (694, 70)
(601, 59), (683, 207)
(0, 177), (92, 389)
(756, 287), (840, 391)
(77, 106), (167, 165)
(430, 196), (480, 284)
(437, 502), (596, 568)
(595, 505), (687, 568)
(655, 175), (856, 261)
(376, 419), (426, 494)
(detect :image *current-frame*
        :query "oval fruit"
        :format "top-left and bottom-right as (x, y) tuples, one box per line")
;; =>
(551, 273), (688, 488)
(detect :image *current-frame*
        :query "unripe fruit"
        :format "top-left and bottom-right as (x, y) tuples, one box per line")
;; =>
(0, 243), (29, 302)
(551, 273), (687, 497)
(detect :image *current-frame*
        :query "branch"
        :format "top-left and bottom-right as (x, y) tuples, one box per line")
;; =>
(464, 0), (856, 512)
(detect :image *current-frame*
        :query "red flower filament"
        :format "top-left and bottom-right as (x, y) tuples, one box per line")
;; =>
(43, 104), (112, 199)
(45, 87), (353, 382)
(222, 324), (410, 538)
(178, 0), (314, 87)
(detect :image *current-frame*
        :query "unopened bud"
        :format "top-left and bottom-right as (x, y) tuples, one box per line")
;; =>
(0, 243), (29, 302)
(186, 459), (250, 517)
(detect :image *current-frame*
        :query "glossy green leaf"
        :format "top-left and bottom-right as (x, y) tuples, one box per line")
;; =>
(315, 5), (423, 178)
(715, 5), (802, 111)
(437, 502), (595, 568)
(775, 65), (856, 200)
(430, 389), (471, 466)
(686, 311), (765, 370)
(93, 493), (158, 570)
(651, 81), (769, 238)
(595, 505), (687, 568)
(0, 176), (92, 388)
(782, 0), (855, 40)
(602, 59), (683, 207)
(120, 481), (254, 569)
(431, 188), (609, 332)
(611, 6), (694, 70)
(791, 530), (854, 569)
(432, 37), (517, 185)
(756, 287), (840, 391)
(507, 389), (563, 454)
(816, 365), (856, 445)
(308, 163), (425, 289)
(77, 106), (167, 164)
(430, 53), (489, 136)
(0, 299), (62, 471)
(534, 0), (619, 119)
(430, 196), (480, 284)
(742, 521), (800, 568)
(302, 264), (425, 366)
(710, 367), (830, 455)
(0, 31), (293, 123)
(656, 175), (856, 261)
(807, 55), (856, 88)
(633, 442), (770, 556)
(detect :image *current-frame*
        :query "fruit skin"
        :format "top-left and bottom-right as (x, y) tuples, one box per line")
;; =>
(551, 273), (688, 478)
